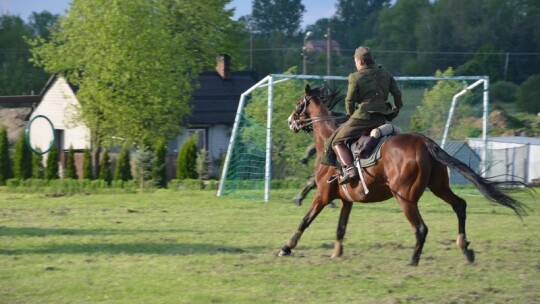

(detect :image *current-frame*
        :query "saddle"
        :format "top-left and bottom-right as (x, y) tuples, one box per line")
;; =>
(323, 123), (402, 168)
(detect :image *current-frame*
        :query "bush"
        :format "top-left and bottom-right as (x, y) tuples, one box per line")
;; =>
(153, 140), (167, 188)
(516, 74), (540, 114)
(177, 134), (198, 179)
(13, 132), (32, 179)
(99, 148), (112, 184)
(82, 148), (93, 179)
(45, 143), (59, 180)
(131, 146), (154, 190)
(0, 126), (11, 184)
(65, 145), (78, 179)
(491, 81), (518, 104)
(31, 150), (44, 179)
(114, 142), (132, 181)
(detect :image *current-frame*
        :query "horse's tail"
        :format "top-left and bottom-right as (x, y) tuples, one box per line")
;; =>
(419, 134), (529, 219)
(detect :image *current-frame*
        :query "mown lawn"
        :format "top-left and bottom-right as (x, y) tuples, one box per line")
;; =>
(0, 187), (538, 303)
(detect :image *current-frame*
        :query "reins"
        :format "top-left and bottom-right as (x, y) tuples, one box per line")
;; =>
(293, 95), (346, 131)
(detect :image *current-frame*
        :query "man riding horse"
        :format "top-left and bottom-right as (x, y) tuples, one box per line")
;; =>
(327, 46), (403, 184)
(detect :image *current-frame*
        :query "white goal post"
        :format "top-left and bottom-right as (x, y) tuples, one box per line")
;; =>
(217, 74), (489, 202)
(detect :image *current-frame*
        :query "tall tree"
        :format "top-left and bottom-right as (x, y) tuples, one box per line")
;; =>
(65, 145), (78, 179)
(0, 127), (12, 184)
(252, 0), (305, 35)
(13, 132), (32, 179)
(114, 142), (132, 181)
(99, 148), (112, 184)
(333, 0), (390, 49)
(153, 140), (167, 187)
(31, 150), (44, 179)
(29, 0), (243, 151)
(0, 13), (57, 95)
(176, 134), (198, 179)
(45, 144), (59, 180)
(82, 148), (93, 179)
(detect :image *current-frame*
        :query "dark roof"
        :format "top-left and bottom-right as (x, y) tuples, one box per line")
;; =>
(441, 141), (480, 160)
(188, 70), (259, 125)
(0, 95), (41, 108)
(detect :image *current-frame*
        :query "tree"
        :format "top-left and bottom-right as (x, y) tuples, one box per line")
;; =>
(114, 142), (132, 181)
(176, 134), (198, 179)
(82, 148), (93, 179)
(29, 0), (244, 151)
(196, 148), (211, 181)
(31, 149), (45, 179)
(334, 0), (390, 49)
(13, 132), (32, 179)
(132, 146), (154, 190)
(491, 81), (518, 104)
(0, 14), (55, 95)
(45, 144), (59, 180)
(516, 75), (540, 114)
(99, 148), (112, 184)
(65, 145), (78, 179)
(0, 127), (12, 184)
(409, 68), (466, 139)
(252, 0), (305, 36)
(153, 140), (167, 187)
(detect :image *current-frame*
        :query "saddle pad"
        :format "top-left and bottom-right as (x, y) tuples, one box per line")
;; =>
(359, 136), (392, 168)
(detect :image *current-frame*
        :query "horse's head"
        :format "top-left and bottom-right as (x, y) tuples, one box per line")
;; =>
(288, 84), (327, 133)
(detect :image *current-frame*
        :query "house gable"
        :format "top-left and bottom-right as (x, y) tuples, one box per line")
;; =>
(29, 76), (90, 151)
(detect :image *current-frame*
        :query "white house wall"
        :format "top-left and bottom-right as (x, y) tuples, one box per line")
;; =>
(30, 77), (90, 150)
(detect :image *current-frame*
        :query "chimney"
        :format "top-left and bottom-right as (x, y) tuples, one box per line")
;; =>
(216, 54), (231, 80)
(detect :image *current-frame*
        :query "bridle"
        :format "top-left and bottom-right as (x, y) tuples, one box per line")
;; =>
(291, 95), (345, 132)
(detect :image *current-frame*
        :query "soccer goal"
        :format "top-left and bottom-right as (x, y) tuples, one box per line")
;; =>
(217, 74), (490, 202)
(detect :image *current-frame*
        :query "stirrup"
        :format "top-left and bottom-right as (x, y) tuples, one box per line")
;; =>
(327, 174), (339, 184)
(339, 166), (358, 185)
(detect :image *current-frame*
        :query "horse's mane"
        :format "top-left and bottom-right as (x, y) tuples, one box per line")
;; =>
(311, 83), (344, 111)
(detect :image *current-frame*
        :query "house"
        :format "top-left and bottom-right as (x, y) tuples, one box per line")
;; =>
(305, 39), (341, 55)
(25, 76), (91, 178)
(467, 136), (540, 184)
(4, 54), (258, 180)
(166, 55), (259, 178)
(442, 141), (481, 185)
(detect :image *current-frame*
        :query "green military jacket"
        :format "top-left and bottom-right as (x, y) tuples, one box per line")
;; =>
(345, 64), (402, 120)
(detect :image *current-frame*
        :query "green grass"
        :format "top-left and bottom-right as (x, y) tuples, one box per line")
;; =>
(0, 188), (538, 303)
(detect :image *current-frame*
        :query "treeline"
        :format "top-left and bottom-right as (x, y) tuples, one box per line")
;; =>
(242, 0), (539, 85)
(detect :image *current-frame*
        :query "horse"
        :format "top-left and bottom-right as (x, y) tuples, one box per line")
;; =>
(278, 84), (529, 266)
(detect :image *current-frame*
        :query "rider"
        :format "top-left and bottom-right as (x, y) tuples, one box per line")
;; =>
(329, 46), (403, 184)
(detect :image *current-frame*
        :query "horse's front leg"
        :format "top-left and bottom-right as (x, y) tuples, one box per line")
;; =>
(278, 196), (326, 256)
(331, 200), (352, 258)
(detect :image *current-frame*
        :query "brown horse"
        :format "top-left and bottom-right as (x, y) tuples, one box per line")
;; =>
(278, 84), (528, 265)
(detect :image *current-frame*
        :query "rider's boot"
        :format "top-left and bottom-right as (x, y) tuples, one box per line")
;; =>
(332, 144), (359, 185)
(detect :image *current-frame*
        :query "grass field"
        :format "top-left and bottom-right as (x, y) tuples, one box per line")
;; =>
(0, 187), (538, 303)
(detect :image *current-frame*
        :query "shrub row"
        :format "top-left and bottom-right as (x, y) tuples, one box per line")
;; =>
(2, 178), (307, 195)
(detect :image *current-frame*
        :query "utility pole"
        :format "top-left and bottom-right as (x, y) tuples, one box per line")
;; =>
(248, 17), (253, 70)
(302, 31), (312, 74)
(325, 27), (331, 75)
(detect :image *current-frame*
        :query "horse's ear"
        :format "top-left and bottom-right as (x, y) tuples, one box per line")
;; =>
(305, 84), (311, 95)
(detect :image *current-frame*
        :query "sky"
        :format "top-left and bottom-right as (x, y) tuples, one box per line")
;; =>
(0, 0), (337, 29)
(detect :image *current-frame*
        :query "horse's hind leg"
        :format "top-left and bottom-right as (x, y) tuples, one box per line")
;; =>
(429, 164), (475, 263)
(396, 198), (429, 266)
(331, 200), (352, 258)
(278, 195), (326, 256)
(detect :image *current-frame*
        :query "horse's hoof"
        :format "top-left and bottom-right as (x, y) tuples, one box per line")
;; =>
(408, 260), (419, 266)
(464, 249), (475, 263)
(277, 247), (292, 256)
